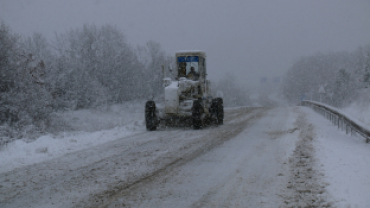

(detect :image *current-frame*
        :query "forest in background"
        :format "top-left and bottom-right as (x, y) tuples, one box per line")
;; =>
(282, 44), (370, 107)
(0, 22), (249, 143)
(0, 23), (171, 140)
(3, 19), (369, 145)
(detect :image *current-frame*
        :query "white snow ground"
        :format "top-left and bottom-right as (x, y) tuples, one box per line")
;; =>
(0, 104), (369, 207)
(302, 107), (370, 208)
(342, 88), (370, 127)
(1, 107), (266, 208)
(343, 102), (370, 128)
(0, 102), (146, 173)
(107, 107), (298, 208)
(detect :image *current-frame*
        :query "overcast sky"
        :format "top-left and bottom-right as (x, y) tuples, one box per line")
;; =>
(1, 0), (369, 86)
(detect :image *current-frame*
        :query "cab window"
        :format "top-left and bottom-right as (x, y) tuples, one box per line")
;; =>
(177, 56), (199, 77)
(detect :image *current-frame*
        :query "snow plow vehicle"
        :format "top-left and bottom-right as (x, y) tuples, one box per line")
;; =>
(145, 50), (223, 130)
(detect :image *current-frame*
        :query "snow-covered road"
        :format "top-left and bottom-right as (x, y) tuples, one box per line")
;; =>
(102, 107), (298, 208)
(1, 106), (370, 207)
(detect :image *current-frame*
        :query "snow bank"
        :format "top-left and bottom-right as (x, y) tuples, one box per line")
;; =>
(328, 88), (370, 130)
(343, 102), (370, 127)
(0, 101), (146, 173)
(49, 101), (145, 132)
(302, 107), (370, 207)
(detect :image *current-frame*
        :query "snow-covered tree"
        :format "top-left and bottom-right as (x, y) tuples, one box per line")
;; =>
(0, 23), (52, 137)
(282, 45), (370, 107)
(0, 21), (176, 144)
(135, 40), (174, 100)
(53, 24), (148, 108)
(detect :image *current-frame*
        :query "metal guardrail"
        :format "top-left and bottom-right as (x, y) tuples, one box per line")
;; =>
(301, 100), (370, 143)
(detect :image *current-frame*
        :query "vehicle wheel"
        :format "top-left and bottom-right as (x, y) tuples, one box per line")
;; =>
(216, 98), (224, 125)
(145, 101), (157, 131)
(192, 100), (203, 129)
(211, 98), (224, 125)
(210, 99), (218, 125)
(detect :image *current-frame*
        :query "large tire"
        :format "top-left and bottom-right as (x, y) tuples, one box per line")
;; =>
(145, 101), (157, 131)
(217, 98), (224, 125)
(210, 99), (218, 125)
(192, 100), (203, 129)
(211, 98), (224, 125)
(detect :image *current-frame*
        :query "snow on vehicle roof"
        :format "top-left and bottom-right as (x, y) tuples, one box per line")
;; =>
(175, 50), (206, 57)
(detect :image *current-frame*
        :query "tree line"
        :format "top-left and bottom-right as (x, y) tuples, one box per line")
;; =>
(0, 22), (251, 142)
(282, 44), (370, 107)
(0, 22), (172, 138)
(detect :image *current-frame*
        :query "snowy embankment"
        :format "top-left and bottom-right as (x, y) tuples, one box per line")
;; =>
(343, 102), (370, 128)
(301, 107), (370, 207)
(341, 88), (370, 128)
(0, 101), (146, 173)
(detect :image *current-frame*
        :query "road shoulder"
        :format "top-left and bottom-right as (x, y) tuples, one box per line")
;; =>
(301, 106), (370, 207)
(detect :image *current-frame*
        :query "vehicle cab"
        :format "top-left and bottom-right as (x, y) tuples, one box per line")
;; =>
(175, 50), (207, 81)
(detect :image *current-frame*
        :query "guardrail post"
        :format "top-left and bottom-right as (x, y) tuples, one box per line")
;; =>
(343, 120), (345, 131)
(331, 114), (334, 125)
(332, 114), (334, 124)
(333, 114), (335, 125)
(333, 115), (335, 125)
(337, 116), (339, 129)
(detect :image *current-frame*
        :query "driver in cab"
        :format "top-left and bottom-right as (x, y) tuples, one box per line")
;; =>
(187, 67), (199, 81)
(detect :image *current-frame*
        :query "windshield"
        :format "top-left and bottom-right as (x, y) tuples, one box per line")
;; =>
(177, 56), (199, 77)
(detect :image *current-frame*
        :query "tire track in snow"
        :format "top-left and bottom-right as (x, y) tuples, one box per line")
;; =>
(86, 108), (267, 208)
(283, 108), (333, 207)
